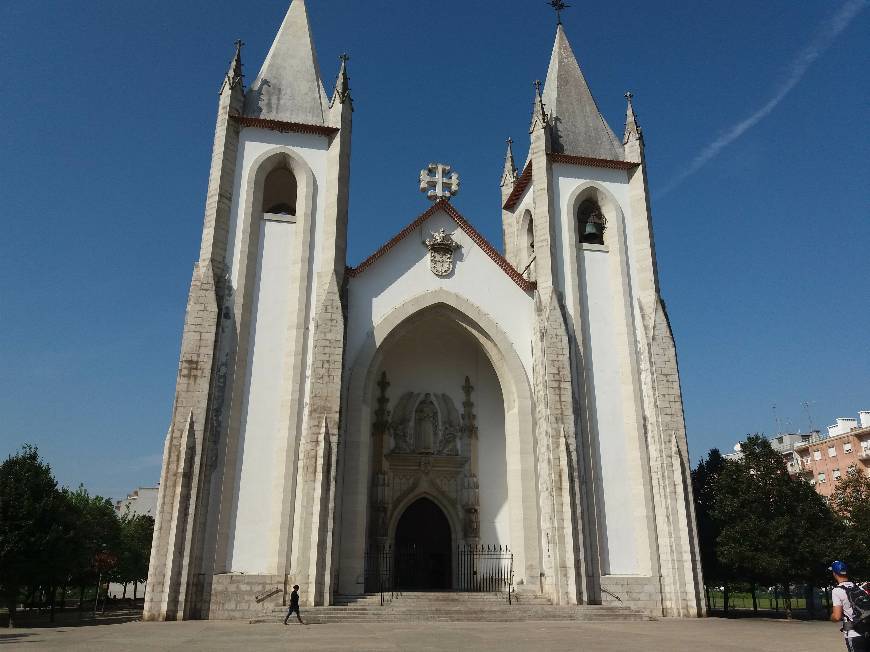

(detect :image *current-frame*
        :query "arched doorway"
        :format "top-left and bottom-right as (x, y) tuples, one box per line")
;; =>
(394, 498), (452, 590)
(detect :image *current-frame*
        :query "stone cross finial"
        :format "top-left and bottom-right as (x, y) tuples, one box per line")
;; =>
(419, 163), (460, 201)
(547, 0), (570, 24)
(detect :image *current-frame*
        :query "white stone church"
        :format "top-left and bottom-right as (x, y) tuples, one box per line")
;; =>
(144, 0), (704, 621)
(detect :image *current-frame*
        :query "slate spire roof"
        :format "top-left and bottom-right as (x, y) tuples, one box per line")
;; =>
(541, 25), (623, 160)
(243, 0), (329, 126)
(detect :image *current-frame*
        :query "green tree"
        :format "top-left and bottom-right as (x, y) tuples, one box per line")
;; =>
(114, 511), (154, 598)
(0, 445), (65, 628)
(691, 448), (728, 608)
(64, 487), (122, 610)
(712, 435), (836, 616)
(829, 466), (870, 578)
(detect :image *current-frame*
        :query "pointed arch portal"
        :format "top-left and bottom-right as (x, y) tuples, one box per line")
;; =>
(394, 498), (452, 590)
(337, 289), (540, 596)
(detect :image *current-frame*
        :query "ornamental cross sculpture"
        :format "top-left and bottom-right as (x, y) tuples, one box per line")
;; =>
(419, 163), (460, 201)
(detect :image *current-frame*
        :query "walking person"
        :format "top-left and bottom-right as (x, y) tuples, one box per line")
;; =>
(283, 584), (306, 625)
(830, 561), (870, 652)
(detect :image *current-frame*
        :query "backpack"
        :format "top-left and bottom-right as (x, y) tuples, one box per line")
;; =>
(840, 582), (870, 634)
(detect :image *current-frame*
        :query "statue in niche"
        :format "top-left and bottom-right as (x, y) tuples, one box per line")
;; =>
(388, 391), (463, 456)
(414, 394), (438, 453)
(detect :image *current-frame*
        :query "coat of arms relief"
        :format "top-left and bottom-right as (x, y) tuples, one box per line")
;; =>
(424, 228), (461, 277)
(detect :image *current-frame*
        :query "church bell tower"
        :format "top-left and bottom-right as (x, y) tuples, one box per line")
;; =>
(500, 21), (704, 616)
(144, 0), (352, 620)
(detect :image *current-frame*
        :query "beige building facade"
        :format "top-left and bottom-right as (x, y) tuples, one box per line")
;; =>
(786, 414), (870, 497)
(144, 1), (704, 621)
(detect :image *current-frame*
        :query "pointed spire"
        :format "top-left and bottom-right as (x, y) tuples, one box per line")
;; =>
(221, 39), (244, 94)
(541, 25), (623, 159)
(243, 0), (329, 125)
(623, 91), (642, 145)
(330, 53), (352, 108)
(529, 79), (548, 133)
(500, 138), (518, 187)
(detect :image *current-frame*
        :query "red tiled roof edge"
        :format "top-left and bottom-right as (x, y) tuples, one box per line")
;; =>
(347, 200), (536, 293)
(502, 162), (532, 211)
(440, 201), (536, 293)
(232, 114), (339, 137)
(548, 152), (638, 170)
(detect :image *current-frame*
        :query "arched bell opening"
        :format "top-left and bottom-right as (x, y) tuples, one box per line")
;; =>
(262, 166), (298, 216)
(577, 197), (607, 245)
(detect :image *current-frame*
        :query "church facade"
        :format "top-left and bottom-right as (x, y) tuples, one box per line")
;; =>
(144, 0), (704, 621)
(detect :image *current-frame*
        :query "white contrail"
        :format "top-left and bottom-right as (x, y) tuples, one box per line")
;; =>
(658, 0), (868, 197)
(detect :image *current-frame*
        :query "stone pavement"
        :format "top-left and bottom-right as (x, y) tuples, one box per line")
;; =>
(0, 617), (844, 651)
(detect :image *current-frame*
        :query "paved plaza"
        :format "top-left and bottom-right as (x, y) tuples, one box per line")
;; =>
(0, 617), (843, 651)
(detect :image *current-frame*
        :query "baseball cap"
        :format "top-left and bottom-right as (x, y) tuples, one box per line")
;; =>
(829, 560), (849, 575)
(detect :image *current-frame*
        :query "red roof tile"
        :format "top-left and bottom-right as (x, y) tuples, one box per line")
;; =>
(232, 114), (338, 137)
(548, 152), (638, 170)
(502, 162), (532, 211)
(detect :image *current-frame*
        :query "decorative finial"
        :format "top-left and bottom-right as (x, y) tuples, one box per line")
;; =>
(419, 163), (460, 202)
(547, 0), (570, 25)
(225, 39), (244, 91)
(331, 52), (352, 106)
(501, 138), (518, 187)
(530, 80), (548, 132)
(623, 90), (642, 145)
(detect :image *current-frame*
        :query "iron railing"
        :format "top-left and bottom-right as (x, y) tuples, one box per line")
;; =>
(458, 545), (514, 602)
(363, 544), (514, 602)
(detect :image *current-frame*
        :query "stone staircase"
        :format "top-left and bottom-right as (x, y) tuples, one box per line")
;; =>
(252, 592), (651, 624)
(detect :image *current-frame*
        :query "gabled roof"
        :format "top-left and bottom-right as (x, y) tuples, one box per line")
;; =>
(542, 25), (623, 160)
(502, 162), (533, 211)
(347, 200), (536, 292)
(243, 0), (329, 126)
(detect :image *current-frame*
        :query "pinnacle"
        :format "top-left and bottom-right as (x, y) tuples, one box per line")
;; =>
(500, 138), (518, 187)
(529, 79), (548, 134)
(623, 91), (642, 145)
(330, 53), (352, 108)
(221, 39), (244, 94)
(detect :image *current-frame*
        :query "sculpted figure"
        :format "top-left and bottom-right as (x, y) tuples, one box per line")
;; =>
(414, 394), (438, 453)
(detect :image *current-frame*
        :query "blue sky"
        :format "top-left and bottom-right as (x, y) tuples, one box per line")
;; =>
(1, 1), (867, 498)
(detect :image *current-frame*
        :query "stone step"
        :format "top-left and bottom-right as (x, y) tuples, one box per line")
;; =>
(255, 599), (651, 624)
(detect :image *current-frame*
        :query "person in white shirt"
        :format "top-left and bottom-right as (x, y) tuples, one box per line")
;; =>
(831, 560), (869, 652)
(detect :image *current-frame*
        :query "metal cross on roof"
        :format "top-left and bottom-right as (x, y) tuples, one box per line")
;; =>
(419, 163), (460, 202)
(547, 0), (570, 24)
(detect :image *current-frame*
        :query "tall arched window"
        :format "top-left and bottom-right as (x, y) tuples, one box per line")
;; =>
(525, 214), (535, 258)
(577, 199), (606, 245)
(523, 211), (536, 281)
(262, 167), (297, 215)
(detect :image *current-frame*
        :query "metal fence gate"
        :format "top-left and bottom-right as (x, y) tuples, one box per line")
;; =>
(364, 544), (513, 598)
(457, 545), (513, 595)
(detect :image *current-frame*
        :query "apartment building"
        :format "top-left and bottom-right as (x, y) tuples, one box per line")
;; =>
(786, 412), (870, 497)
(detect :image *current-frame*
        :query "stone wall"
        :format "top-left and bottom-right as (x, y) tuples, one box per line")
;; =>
(208, 574), (285, 621)
(599, 576), (662, 615)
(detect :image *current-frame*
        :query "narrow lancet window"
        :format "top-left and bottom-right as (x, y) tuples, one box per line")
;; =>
(577, 199), (606, 245)
(262, 167), (298, 215)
